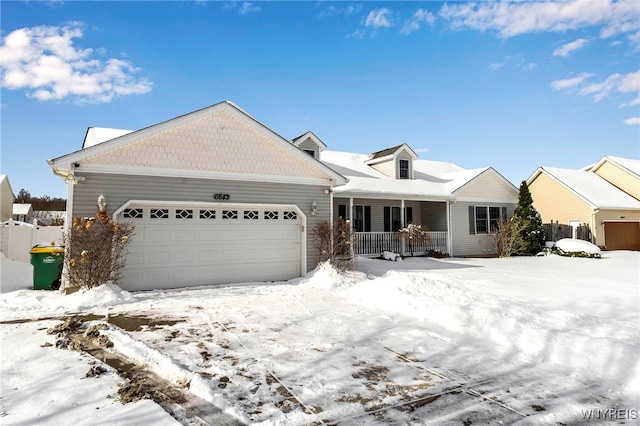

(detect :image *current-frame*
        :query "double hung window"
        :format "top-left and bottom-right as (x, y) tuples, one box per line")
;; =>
(399, 159), (409, 179)
(469, 206), (507, 234)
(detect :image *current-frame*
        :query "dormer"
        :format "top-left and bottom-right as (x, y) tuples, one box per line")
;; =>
(365, 144), (418, 179)
(292, 131), (327, 160)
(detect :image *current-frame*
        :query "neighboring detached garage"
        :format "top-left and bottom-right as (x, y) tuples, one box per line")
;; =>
(47, 101), (346, 291)
(603, 221), (640, 251)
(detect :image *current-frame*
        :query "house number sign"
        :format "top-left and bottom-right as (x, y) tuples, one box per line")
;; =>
(213, 193), (230, 200)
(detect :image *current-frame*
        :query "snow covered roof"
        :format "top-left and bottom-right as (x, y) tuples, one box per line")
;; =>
(82, 127), (134, 148)
(600, 156), (640, 177)
(535, 167), (640, 210)
(367, 143), (418, 162)
(13, 203), (33, 215)
(291, 131), (327, 150)
(321, 150), (492, 200)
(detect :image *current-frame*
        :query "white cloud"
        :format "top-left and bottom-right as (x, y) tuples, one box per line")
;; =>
(365, 8), (393, 29)
(439, 0), (640, 40)
(623, 117), (640, 125)
(629, 31), (640, 50)
(580, 71), (640, 101)
(0, 24), (152, 103)
(415, 148), (430, 154)
(318, 3), (362, 19)
(488, 56), (536, 72)
(239, 2), (261, 15)
(551, 72), (594, 90)
(401, 9), (436, 35)
(553, 71), (640, 108)
(553, 38), (590, 57)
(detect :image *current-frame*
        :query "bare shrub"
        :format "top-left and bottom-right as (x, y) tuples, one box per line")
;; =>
(491, 217), (525, 258)
(313, 217), (354, 271)
(63, 210), (135, 289)
(398, 223), (430, 257)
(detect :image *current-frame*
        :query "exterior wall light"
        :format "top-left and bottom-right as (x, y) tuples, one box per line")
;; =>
(311, 201), (317, 216)
(98, 194), (107, 212)
(64, 174), (86, 184)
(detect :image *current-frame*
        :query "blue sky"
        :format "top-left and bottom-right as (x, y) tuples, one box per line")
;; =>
(1, 0), (639, 199)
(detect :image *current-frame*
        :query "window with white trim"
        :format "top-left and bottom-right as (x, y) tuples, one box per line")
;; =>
(399, 159), (409, 179)
(384, 206), (412, 232)
(469, 206), (507, 234)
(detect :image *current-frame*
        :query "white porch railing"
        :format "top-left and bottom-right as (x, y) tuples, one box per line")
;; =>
(352, 231), (448, 257)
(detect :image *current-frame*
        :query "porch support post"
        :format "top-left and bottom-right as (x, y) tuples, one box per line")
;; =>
(349, 197), (353, 221)
(348, 197), (354, 259)
(400, 199), (406, 256)
(446, 200), (453, 257)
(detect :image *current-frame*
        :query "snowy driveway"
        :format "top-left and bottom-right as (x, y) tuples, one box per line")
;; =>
(1, 253), (639, 425)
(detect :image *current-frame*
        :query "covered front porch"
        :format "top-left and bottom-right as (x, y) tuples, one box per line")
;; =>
(333, 196), (451, 257)
(353, 231), (448, 256)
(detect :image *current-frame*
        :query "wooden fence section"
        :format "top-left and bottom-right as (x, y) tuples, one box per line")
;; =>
(353, 231), (448, 257)
(544, 221), (593, 243)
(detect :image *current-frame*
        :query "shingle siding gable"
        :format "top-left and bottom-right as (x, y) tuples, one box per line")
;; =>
(81, 110), (327, 180)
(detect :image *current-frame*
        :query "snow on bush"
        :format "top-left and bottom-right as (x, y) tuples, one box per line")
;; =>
(383, 251), (402, 261)
(555, 238), (601, 258)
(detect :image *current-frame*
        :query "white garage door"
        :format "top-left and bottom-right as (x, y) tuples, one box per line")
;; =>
(115, 201), (304, 291)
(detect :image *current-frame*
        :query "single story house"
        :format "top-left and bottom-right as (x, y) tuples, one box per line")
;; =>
(48, 101), (518, 291)
(0, 174), (14, 222)
(12, 203), (34, 223)
(527, 163), (640, 251)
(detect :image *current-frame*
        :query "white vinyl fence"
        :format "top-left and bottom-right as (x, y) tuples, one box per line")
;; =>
(0, 220), (64, 262)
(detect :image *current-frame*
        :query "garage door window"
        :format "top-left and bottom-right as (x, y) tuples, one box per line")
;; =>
(151, 209), (169, 219)
(284, 211), (297, 220)
(199, 209), (216, 219)
(123, 208), (143, 219)
(176, 209), (193, 219)
(223, 210), (238, 219)
(244, 210), (259, 220)
(265, 211), (278, 220)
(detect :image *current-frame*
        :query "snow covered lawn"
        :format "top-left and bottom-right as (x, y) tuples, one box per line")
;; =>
(1, 251), (638, 425)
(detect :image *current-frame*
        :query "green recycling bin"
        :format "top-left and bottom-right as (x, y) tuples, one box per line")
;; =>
(30, 245), (64, 290)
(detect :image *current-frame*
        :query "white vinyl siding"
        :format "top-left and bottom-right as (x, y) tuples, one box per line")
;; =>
(396, 151), (413, 179)
(450, 202), (515, 257)
(72, 172), (329, 274)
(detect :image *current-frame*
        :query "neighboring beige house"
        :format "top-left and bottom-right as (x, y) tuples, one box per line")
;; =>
(0, 174), (14, 222)
(587, 156), (640, 201)
(12, 203), (34, 223)
(527, 163), (640, 251)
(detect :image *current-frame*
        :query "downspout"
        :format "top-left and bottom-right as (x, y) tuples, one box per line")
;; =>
(590, 209), (599, 246)
(48, 163), (80, 292)
(329, 183), (334, 261)
(48, 164), (74, 234)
